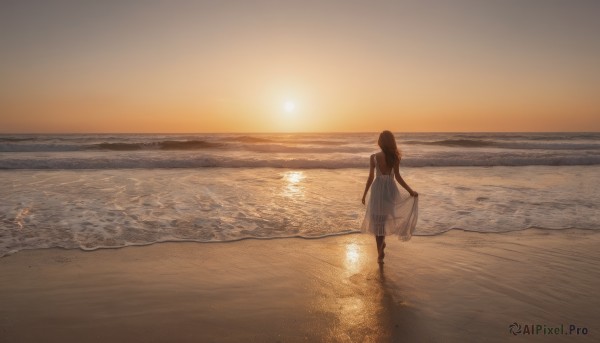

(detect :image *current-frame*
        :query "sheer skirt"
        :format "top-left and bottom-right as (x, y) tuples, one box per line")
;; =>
(361, 175), (419, 240)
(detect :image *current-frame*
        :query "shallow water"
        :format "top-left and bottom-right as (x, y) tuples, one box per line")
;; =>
(1, 166), (598, 256)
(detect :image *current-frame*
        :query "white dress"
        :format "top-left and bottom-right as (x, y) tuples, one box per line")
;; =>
(361, 154), (419, 240)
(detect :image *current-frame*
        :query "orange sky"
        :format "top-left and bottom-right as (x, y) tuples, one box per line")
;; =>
(1, 1), (599, 133)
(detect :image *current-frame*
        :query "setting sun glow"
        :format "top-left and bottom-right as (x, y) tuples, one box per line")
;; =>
(284, 101), (296, 113)
(1, 2), (599, 133)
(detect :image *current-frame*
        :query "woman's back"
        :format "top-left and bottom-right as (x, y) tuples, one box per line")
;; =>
(374, 152), (394, 176)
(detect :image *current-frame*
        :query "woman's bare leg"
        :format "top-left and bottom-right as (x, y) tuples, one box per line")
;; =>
(376, 236), (385, 263)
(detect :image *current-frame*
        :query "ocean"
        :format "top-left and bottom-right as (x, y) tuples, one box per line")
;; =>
(1, 132), (599, 256)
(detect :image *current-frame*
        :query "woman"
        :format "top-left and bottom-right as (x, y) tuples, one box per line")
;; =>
(361, 131), (419, 263)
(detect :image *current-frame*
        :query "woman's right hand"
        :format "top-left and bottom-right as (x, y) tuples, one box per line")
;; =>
(410, 191), (419, 197)
(361, 195), (366, 204)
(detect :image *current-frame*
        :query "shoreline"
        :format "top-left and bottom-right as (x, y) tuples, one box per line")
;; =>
(1, 229), (598, 342)
(4, 226), (599, 259)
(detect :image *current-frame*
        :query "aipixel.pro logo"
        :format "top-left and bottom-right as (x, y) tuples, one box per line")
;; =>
(509, 322), (589, 336)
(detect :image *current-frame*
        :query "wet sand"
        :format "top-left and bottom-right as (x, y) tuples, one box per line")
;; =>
(1, 229), (598, 342)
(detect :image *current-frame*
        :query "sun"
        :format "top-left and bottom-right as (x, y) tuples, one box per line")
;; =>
(283, 101), (295, 112)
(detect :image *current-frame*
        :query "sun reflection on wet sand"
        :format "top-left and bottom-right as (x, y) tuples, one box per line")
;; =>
(309, 237), (396, 342)
(281, 171), (305, 197)
(344, 243), (361, 273)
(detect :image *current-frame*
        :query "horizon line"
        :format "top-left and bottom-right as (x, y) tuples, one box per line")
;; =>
(1, 130), (599, 135)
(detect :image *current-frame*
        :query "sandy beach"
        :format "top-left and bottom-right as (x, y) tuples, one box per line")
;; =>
(1, 229), (598, 342)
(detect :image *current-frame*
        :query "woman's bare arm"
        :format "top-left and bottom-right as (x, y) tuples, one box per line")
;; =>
(394, 162), (418, 196)
(361, 155), (376, 204)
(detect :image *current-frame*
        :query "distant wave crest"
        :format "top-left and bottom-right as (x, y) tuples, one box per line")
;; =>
(405, 139), (494, 147)
(226, 135), (273, 143)
(404, 139), (600, 150)
(1, 133), (599, 168)
(0, 137), (37, 142)
(0, 140), (223, 152)
(97, 140), (223, 151)
(1, 153), (600, 169)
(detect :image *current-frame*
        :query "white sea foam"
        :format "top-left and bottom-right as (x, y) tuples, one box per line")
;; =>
(1, 166), (598, 256)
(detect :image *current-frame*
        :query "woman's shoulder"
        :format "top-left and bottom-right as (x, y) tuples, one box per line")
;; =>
(369, 152), (378, 165)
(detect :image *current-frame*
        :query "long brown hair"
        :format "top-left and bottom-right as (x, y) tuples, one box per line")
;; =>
(378, 130), (401, 168)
